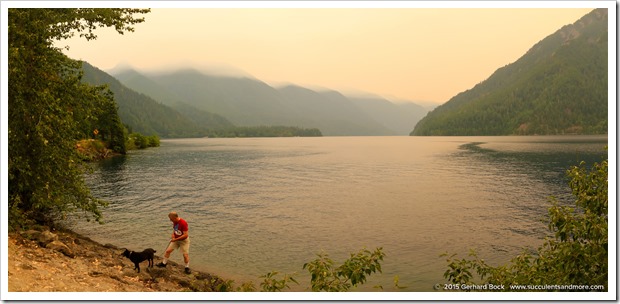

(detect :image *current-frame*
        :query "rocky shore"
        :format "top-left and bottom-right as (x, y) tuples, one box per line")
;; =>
(7, 227), (229, 292)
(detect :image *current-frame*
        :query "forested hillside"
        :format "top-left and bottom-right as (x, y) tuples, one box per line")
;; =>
(82, 64), (322, 138)
(412, 8), (608, 136)
(114, 68), (429, 136)
(116, 69), (306, 127)
(81, 62), (230, 138)
(278, 85), (395, 135)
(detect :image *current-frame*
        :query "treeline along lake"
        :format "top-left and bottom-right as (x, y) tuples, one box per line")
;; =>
(72, 135), (607, 291)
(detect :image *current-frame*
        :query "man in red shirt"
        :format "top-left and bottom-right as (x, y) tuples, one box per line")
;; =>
(157, 211), (191, 274)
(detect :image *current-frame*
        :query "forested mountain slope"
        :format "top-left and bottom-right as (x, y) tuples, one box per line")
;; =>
(412, 8), (608, 136)
(278, 85), (396, 135)
(81, 62), (234, 137)
(114, 68), (429, 136)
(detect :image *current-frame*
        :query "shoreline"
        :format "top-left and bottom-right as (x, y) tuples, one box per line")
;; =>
(7, 226), (230, 292)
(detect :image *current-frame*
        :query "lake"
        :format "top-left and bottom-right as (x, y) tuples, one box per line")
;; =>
(72, 135), (607, 292)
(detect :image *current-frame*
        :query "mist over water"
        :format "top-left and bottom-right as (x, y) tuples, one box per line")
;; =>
(73, 136), (607, 291)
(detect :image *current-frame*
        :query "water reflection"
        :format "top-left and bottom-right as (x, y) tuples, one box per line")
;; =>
(458, 138), (607, 191)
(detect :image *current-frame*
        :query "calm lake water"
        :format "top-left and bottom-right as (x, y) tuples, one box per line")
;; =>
(72, 135), (607, 292)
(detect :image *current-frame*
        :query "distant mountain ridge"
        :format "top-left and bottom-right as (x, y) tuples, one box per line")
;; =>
(113, 68), (430, 136)
(348, 96), (427, 136)
(80, 62), (234, 138)
(412, 8), (608, 136)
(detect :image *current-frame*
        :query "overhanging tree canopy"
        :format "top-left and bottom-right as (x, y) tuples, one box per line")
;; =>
(8, 8), (150, 227)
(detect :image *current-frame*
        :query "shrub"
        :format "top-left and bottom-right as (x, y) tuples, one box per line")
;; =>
(442, 156), (608, 291)
(147, 135), (160, 147)
(221, 247), (387, 292)
(303, 247), (385, 291)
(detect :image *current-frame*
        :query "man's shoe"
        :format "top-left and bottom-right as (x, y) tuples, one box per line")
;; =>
(156, 262), (167, 268)
(184, 267), (191, 274)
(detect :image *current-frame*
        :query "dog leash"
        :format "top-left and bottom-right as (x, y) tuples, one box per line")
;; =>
(163, 240), (171, 253)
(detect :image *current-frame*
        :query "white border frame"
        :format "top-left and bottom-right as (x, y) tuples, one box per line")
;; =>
(1, 1), (616, 301)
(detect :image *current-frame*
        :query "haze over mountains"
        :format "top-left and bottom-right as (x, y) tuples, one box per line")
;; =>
(107, 67), (429, 136)
(412, 8), (608, 136)
(80, 8), (608, 138)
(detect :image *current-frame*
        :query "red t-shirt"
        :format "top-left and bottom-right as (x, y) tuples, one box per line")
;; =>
(173, 218), (189, 237)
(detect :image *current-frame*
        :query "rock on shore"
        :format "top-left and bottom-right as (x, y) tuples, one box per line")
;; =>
(8, 227), (229, 292)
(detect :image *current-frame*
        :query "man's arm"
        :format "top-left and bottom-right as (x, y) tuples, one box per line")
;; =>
(172, 230), (189, 242)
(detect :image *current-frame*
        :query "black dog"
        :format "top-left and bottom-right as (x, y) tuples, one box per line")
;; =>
(121, 248), (156, 273)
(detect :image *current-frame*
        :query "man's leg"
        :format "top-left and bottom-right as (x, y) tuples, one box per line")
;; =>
(157, 244), (176, 267)
(164, 247), (174, 259)
(182, 241), (191, 274)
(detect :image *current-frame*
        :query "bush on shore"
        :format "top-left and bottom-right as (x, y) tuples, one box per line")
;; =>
(442, 155), (608, 291)
(126, 133), (160, 150)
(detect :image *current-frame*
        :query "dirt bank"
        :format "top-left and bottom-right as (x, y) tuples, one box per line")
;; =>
(7, 227), (229, 293)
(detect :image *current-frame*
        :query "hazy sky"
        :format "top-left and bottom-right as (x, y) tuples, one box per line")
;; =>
(56, 3), (597, 104)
